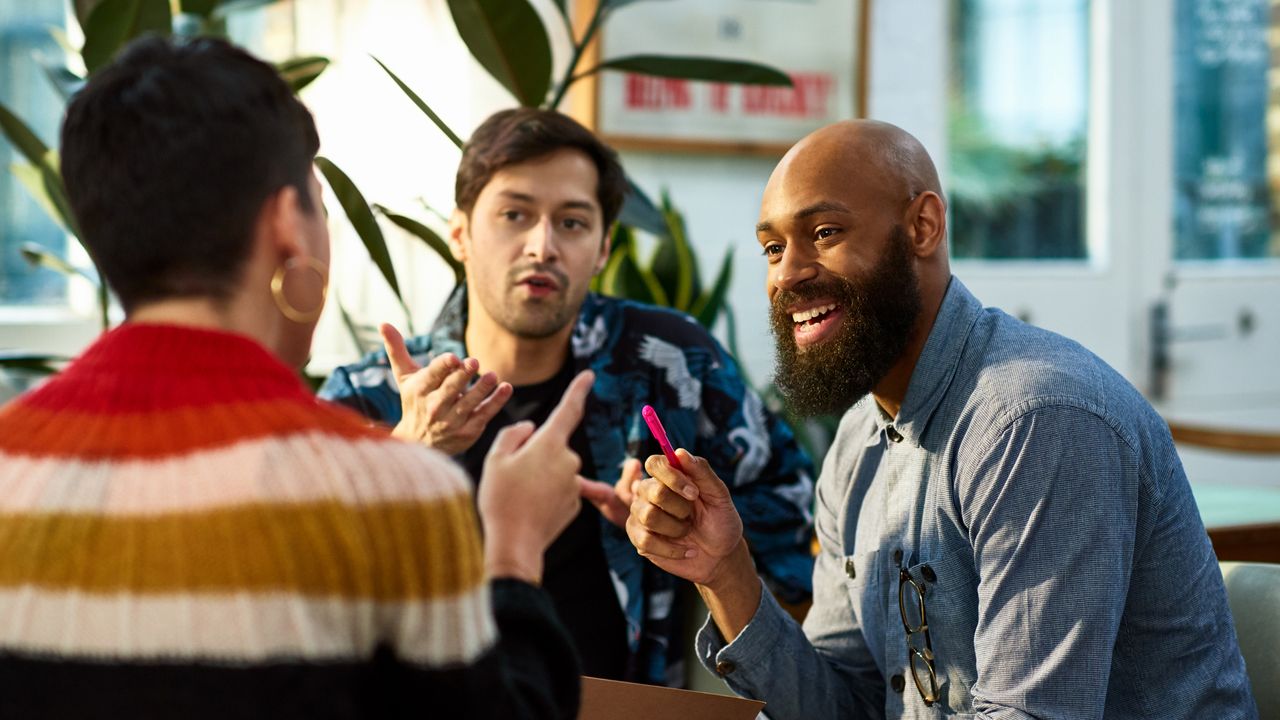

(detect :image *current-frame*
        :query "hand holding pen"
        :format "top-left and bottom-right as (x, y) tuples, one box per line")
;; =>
(625, 405), (747, 588)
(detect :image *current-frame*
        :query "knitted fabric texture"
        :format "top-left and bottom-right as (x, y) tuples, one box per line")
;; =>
(0, 323), (495, 717)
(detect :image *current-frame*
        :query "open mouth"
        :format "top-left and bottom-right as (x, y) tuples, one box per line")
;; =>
(516, 273), (561, 297)
(792, 303), (837, 325)
(790, 302), (843, 346)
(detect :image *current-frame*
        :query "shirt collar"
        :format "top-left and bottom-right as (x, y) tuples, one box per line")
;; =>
(886, 275), (984, 447)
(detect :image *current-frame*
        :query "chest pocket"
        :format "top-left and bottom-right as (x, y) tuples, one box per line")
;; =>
(841, 548), (889, 668)
(901, 546), (979, 715)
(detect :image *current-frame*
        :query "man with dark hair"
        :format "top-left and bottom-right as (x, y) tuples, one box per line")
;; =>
(0, 36), (587, 719)
(320, 107), (816, 685)
(625, 120), (1258, 718)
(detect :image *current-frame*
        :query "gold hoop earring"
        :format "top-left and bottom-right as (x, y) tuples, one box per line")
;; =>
(270, 256), (328, 324)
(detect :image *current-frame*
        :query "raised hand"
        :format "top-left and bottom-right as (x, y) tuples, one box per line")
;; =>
(625, 449), (745, 587)
(478, 370), (595, 584)
(579, 457), (643, 528)
(382, 323), (512, 455)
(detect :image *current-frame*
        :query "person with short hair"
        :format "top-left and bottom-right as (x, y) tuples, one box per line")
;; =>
(0, 36), (586, 719)
(624, 119), (1258, 719)
(320, 107), (816, 685)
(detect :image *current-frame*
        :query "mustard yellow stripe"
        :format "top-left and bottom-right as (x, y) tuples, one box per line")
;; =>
(0, 497), (485, 601)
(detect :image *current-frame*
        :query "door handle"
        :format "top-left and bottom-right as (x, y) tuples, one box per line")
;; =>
(1148, 300), (1254, 400)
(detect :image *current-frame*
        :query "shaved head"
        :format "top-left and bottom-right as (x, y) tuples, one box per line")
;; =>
(762, 120), (945, 233)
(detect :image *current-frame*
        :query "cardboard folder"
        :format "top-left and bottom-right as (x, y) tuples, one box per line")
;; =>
(578, 676), (765, 720)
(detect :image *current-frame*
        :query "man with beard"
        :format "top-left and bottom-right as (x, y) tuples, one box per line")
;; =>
(319, 108), (815, 686)
(623, 120), (1257, 719)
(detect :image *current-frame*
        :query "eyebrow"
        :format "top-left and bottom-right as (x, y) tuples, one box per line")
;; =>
(755, 200), (853, 233)
(497, 190), (597, 213)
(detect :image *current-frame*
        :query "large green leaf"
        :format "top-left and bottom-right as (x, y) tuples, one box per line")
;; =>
(37, 61), (86, 101)
(38, 151), (79, 238)
(650, 192), (699, 311)
(446, 0), (553, 107)
(371, 56), (464, 149)
(276, 56), (329, 93)
(0, 351), (67, 376)
(692, 247), (734, 329)
(82, 0), (172, 74)
(618, 177), (668, 237)
(48, 26), (79, 56)
(19, 243), (97, 285)
(0, 101), (50, 168)
(587, 55), (792, 86)
(314, 156), (405, 310)
(11, 163), (69, 234)
(599, 226), (666, 306)
(178, 0), (220, 17)
(12, 151), (80, 237)
(374, 205), (466, 287)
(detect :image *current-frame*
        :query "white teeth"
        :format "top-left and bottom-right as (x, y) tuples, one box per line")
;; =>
(791, 303), (836, 323)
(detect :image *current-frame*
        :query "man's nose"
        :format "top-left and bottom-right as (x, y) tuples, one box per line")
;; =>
(523, 216), (559, 263)
(772, 242), (819, 292)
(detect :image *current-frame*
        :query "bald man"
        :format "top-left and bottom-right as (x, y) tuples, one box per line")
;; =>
(624, 121), (1257, 719)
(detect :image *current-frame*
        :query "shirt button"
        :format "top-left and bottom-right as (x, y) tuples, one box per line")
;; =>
(715, 660), (736, 676)
(921, 564), (937, 583)
(886, 426), (904, 443)
(892, 548), (903, 565)
(891, 674), (906, 693)
(844, 557), (856, 579)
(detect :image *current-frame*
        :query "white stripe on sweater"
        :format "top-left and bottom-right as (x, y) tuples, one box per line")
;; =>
(0, 433), (471, 516)
(0, 585), (496, 667)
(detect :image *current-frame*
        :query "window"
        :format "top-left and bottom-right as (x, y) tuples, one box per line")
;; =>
(0, 0), (69, 307)
(1173, 0), (1277, 261)
(947, 0), (1090, 260)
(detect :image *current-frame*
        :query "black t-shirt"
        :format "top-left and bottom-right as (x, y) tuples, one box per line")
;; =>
(461, 360), (629, 680)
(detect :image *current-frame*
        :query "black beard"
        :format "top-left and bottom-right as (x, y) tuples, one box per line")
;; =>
(769, 226), (922, 417)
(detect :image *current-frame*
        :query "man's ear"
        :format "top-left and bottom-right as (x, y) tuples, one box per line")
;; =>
(906, 191), (947, 259)
(593, 224), (614, 275)
(448, 208), (469, 263)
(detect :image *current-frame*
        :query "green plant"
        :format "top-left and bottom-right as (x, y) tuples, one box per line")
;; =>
(323, 0), (793, 345)
(591, 192), (733, 331)
(0, 0), (329, 341)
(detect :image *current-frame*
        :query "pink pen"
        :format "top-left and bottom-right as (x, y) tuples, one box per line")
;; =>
(641, 404), (684, 472)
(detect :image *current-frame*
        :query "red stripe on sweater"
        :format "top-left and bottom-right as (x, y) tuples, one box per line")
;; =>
(0, 398), (385, 459)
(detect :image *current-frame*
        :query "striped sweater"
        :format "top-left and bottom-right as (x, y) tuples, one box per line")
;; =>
(0, 323), (578, 718)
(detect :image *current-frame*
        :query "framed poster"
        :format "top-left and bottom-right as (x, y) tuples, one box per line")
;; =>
(573, 0), (870, 156)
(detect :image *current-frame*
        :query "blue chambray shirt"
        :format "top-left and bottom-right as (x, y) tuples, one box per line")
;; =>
(698, 277), (1256, 719)
(319, 286), (815, 686)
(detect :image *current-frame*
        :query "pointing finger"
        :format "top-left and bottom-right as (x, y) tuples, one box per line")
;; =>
(617, 458), (642, 506)
(380, 323), (420, 381)
(487, 420), (535, 458)
(537, 370), (594, 443)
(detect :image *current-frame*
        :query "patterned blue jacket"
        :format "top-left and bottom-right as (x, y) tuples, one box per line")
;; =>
(318, 287), (815, 685)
